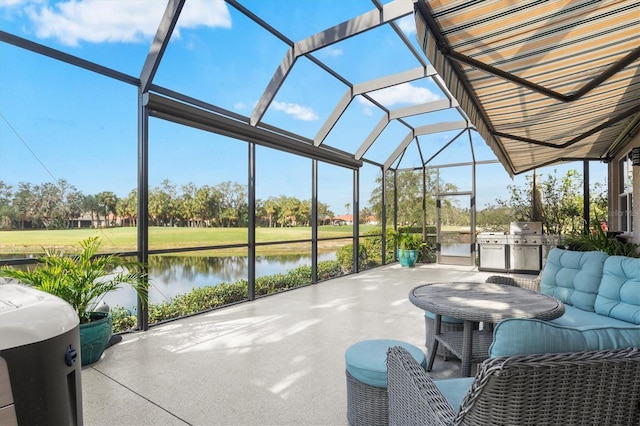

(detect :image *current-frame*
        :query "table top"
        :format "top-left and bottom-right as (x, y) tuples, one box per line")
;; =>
(409, 282), (564, 323)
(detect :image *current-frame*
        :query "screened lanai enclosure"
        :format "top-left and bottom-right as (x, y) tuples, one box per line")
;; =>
(1, 0), (638, 330)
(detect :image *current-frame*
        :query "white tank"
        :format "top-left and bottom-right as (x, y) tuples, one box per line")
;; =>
(0, 280), (83, 425)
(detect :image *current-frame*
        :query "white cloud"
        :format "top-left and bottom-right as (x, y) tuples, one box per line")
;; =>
(0, 0), (33, 19)
(0, 0), (30, 7)
(355, 96), (374, 116)
(271, 101), (318, 121)
(358, 83), (440, 108)
(323, 47), (343, 57)
(24, 0), (231, 46)
(234, 102), (248, 110)
(396, 15), (416, 35)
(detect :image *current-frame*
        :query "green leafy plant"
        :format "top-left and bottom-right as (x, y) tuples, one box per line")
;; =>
(564, 227), (640, 258)
(390, 229), (427, 250)
(0, 236), (149, 323)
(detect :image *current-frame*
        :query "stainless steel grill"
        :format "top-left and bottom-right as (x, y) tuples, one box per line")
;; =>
(508, 222), (542, 274)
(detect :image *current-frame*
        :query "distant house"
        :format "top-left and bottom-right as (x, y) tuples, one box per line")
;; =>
(332, 214), (353, 226)
(68, 212), (127, 228)
(68, 212), (93, 228)
(330, 214), (378, 225)
(318, 216), (332, 226)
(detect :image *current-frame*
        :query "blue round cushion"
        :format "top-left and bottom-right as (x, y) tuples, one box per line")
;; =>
(345, 339), (426, 388)
(424, 310), (464, 324)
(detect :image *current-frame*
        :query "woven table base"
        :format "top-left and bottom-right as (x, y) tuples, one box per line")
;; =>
(424, 315), (464, 359)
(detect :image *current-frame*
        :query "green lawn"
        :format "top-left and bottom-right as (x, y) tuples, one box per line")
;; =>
(0, 225), (380, 255)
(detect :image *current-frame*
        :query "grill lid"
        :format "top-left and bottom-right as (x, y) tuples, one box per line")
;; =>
(509, 222), (542, 235)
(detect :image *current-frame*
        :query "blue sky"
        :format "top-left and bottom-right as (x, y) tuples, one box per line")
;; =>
(0, 0), (608, 214)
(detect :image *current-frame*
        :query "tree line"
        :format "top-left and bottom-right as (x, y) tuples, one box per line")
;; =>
(368, 168), (607, 235)
(0, 179), (342, 230)
(0, 168), (606, 233)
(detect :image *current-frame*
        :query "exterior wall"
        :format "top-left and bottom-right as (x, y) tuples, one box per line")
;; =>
(609, 128), (639, 244)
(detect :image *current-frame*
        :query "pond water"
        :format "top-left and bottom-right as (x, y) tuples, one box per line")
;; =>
(101, 252), (336, 311)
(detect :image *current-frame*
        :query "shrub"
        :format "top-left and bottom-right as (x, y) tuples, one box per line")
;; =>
(318, 260), (343, 279)
(112, 260), (346, 333)
(337, 243), (369, 272)
(111, 306), (137, 332)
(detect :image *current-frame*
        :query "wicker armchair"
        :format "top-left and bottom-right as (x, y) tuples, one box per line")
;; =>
(485, 273), (541, 292)
(387, 346), (640, 426)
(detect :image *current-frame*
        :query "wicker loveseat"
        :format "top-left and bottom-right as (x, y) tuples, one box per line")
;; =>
(386, 345), (640, 426)
(487, 248), (640, 328)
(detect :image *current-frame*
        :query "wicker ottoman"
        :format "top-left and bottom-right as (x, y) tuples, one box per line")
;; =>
(345, 339), (426, 426)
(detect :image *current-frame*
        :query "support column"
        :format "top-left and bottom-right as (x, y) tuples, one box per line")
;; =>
(248, 143), (256, 300)
(312, 160), (318, 283)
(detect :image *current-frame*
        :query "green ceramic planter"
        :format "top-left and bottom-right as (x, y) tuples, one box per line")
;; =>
(398, 249), (418, 267)
(79, 311), (113, 365)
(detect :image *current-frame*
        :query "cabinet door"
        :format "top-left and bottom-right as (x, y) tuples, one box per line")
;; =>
(523, 246), (541, 271)
(510, 246), (524, 269)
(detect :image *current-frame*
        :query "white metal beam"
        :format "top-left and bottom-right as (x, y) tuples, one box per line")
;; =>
(355, 99), (459, 159)
(384, 130), (416, 170)
(389, 99), (458, 120)
(415, 120), (469, 136)
(294, 0), (414, 56)
(251, 0), (414, 127)
(353, 66), (436, 95)
(355, 115), (391, 159)
(250, 48), (296, 126)
(314, 66), (436, 146)
(140, 0), (184, 93)
(384, 120), (470, 170)
(314, 89), (354, 146)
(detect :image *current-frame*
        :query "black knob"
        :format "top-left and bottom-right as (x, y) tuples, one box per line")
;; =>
(65, 345), (78, 366)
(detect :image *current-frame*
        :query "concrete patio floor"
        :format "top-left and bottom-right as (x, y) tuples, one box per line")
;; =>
(81, 262), (529, 425)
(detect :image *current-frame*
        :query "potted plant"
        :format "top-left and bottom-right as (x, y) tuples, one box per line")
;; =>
(0, 236), (148, 365)
(391, 229), (427, 267)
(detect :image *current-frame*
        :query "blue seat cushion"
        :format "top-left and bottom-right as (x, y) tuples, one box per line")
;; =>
(345, 339), (426, 388)
(489, 318), (640, 357)
(540, 248), (608, 311)
(549, 305), (635, 327)
(595, 256), (640, 324)
(433, 378), (474, 411)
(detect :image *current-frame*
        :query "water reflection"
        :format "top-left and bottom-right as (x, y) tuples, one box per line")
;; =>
(102, 252), (335, 311)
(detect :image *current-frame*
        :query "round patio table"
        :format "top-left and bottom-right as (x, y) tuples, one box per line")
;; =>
(409, 282), (565, 377)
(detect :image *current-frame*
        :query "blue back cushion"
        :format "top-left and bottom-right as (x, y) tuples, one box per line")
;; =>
(595, 256), (640, 324)
(540, 248), (608, 311)
(489, 318), (640, 357)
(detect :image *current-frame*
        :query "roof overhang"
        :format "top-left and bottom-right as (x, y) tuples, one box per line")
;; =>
(414, 0), (640, 176)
